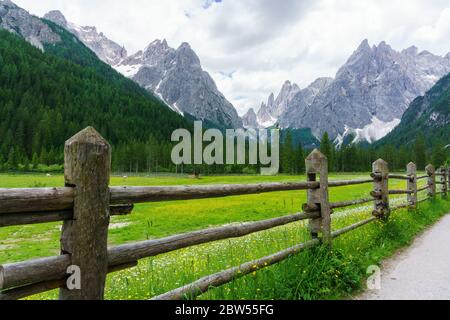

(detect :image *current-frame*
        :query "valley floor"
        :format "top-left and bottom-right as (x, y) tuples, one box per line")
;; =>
(0, 173), (449, 300)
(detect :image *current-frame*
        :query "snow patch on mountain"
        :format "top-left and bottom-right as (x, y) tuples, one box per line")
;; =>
(114, 63), (142, 78)
(353, 117), (401, 144)
(335, 117), (401, 147)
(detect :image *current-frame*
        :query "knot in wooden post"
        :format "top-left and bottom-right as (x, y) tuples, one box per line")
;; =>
(407, 162), (417, 208)
(372, 159), (390, 219)
(426, 164), (436, 198)
(305, 149), (331, 243)
(60, 127), (111, 300)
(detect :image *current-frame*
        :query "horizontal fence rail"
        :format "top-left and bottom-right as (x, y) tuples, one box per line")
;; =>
(109, 182), (320, 204)
(0, 205), (134, 228)
(0, 127), (447, 301)
(0, 188), (74, 214)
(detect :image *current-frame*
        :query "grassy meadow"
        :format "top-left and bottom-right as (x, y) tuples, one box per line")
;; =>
(0, 172), (449, 300)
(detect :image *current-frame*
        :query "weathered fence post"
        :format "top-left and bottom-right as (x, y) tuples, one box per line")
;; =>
(407, 162), (417, 208)
(372, 159), (390, 219)
(60, 127), (111, 300)
(440, 166), (447, 197)
(305, 149), (331, 243)
(426, 164), (436, 198)
(448, 167), (450, 192)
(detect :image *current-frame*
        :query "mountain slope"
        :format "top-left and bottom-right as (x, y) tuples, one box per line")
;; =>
(43, 10), (127, 65)
(278, 40), (450, 142)
(256, 81), (301, 127)
(43, 9), (242, 129)
(0, 0), (60, 49)
(0, 2), (191, 169)
(115, 40), (243, 128)
(377, 72), (450, 148)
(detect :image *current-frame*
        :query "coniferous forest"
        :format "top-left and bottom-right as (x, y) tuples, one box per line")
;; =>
(0, 29), (190, 172)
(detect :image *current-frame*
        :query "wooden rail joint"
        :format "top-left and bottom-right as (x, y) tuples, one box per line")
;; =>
(305, 149), (331, 243)
(372, 159), (390, 220)
(426, 164), (436, 198)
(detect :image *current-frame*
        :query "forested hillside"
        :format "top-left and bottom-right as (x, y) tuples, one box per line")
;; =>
(378, 71), (450, 148)
(0, 29), (191, 171)
(374, 71), (450, 168)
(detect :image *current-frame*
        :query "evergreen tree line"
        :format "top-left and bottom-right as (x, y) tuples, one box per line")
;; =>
(279, 131), (448, 174)
(0, 30), (190, 172)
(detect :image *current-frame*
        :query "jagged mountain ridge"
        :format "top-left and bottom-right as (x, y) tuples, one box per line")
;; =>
(44, 9), (242, 129)
(279, 40), (450, 143)
(116, 40), (243, 128)
(44, 10), (127, 65)
(244, 77), (333, 129)
(246, 40), (450, 145)
(377, 70), (450, 148)
(0, 0), (60, 50)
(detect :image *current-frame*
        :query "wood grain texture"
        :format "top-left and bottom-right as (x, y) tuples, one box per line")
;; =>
(372, 159), (390, 219)
(60, 127), (111, 300)
(305, 149), (331, 243)
(0, 188), (74, 214)
(407, 162), (417, 208)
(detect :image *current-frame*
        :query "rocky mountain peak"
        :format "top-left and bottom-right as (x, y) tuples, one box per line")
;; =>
(0, 1), (61, 50)
(43, 10), (67, 28)
(242, 108), (258, 128)
(145, 39), (169, 51)
(267, 93), (275, 107)
(1, 0), (17, 9)
(402, 45), (419, 56)
(356, 39), (371, 52)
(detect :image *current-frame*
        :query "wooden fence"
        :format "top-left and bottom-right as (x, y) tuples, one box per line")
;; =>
(0, 127), (448, 300)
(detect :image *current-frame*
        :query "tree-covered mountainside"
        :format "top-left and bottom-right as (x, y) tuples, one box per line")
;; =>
(377, 72), (450, 148)
(0, 29), (191, 170)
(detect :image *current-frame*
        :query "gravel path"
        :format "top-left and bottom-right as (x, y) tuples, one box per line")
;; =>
(358, 214), (450, 300)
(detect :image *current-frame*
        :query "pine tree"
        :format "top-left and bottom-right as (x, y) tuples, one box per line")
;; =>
(432, 142), (447, 168)
(414, 134), (427, 170)
(320, 132), (333, 169)
(31, 152), (39, 169)
(296, 143), (305, 174)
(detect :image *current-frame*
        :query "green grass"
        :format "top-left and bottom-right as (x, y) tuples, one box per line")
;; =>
(0, 173), (447, 300)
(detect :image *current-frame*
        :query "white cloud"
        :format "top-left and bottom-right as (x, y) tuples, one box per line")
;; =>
(12, 0), (450, 116)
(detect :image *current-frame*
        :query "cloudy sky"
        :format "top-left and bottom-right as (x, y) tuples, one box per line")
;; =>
(13, 0), (450, 115)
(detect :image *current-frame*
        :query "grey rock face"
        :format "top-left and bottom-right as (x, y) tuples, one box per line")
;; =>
(279, 39), (450, 142)
(0, 0), (60, 50)
(44, 10), (127, 65)
(254, 78), (331, 129)
(43, 10), (67, 28)
(256, 81), (300, 127)
(242, 108), (258, 128)
(116, 40), (243, 128)
(279, 77), (333, 129)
